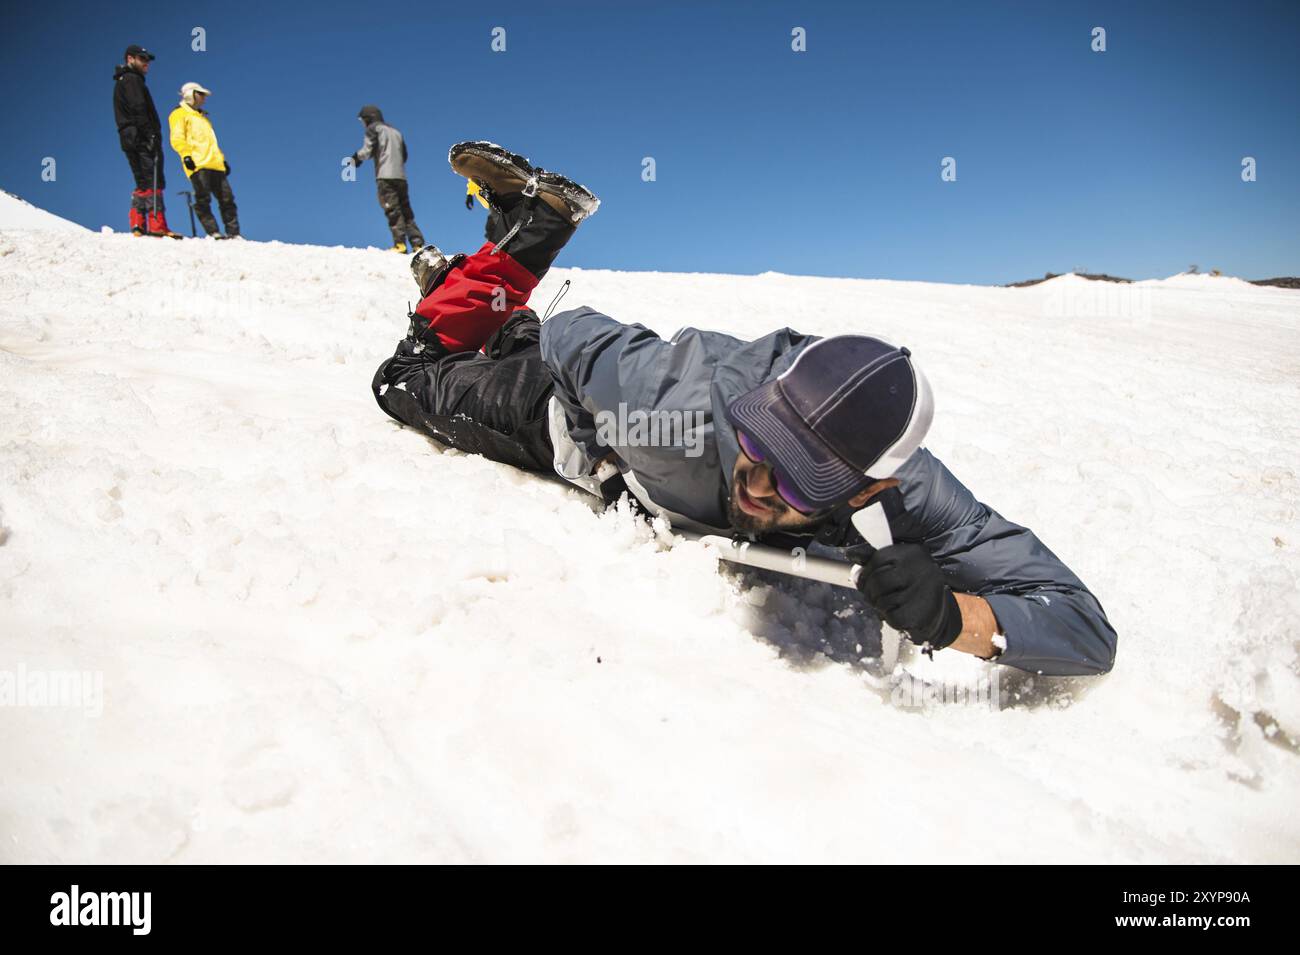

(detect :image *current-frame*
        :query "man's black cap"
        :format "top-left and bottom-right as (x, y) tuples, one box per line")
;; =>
(124, 44), (156, 61)
(726, 336), (934, 511)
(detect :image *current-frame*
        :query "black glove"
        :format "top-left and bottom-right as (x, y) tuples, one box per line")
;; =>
(183, 156), (196, 171)
(224, 161), (231, 176)
(595, 460), (626, 507)
(464, 193), (474, 210)
(856, 543), (963, 649)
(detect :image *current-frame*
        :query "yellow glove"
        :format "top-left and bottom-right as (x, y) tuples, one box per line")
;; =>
(465, 181), (490, 210)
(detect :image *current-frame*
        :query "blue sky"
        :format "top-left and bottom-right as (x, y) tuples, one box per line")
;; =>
(2, 0), (1296, 284)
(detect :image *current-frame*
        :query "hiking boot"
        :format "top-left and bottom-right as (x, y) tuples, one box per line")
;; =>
(146, 210), (182, 239)
(410, 244), (466, 297)
(449, 141), (599, 224)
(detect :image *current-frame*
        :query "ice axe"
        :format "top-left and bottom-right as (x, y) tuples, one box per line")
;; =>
(177, 189), (197, 237)
(680, 499), (907, 671)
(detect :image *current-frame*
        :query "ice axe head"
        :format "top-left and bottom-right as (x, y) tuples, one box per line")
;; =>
(851, 499), (894, 551)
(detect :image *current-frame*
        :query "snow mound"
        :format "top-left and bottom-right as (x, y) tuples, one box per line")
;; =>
(1, 213), (1298, 863)
(0, 189), (89, 233)
(1038, 272), (1098, 286)
(1145, 271), (1261, 291)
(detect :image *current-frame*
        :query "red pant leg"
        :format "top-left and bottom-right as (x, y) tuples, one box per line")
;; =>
(412, 242), (539, 353)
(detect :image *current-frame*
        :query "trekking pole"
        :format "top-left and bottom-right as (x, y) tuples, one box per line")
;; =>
(178, 190), (197, 237)
(150, 152), (159, 232)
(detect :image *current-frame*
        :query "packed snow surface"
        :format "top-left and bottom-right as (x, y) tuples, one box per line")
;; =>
(1, 212), (1298, 862)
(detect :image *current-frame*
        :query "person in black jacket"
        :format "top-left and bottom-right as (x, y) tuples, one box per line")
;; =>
(112, 44), (179, 238)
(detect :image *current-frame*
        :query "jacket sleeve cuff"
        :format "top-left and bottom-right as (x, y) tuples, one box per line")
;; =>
(982, 594), (1036, 670)
(981, 592), (1115, 676)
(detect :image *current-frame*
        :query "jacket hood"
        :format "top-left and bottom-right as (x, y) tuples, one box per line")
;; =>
(113, 64), (143, 81)
(358, 105), (384, 125)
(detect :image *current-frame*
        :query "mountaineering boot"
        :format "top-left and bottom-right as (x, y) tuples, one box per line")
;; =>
(146, 209), (183, 239)
(449, 141), (600, 224)
(390, 241), (408, 254)
(129, 200), (147, 236)
(410, 244), (467, 298)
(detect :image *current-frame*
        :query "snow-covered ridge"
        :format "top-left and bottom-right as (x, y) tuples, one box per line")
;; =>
(1144, 271), (1262, 290)
(0, 215), (1297, 863)
(0, 189), (90, 233)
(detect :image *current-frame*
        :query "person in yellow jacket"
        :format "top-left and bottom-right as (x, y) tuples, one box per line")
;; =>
(169, 82), (240, 238)
(465, 180), (490, 210)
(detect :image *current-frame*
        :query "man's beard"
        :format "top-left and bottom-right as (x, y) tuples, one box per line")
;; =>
(727, 495), (769, 533)
(727, 477), (819, 533)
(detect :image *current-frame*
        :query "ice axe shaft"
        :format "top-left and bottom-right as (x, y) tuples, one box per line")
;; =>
(678, 501), (893, 590)
(178, 189), (197, 237)
(681, 531), (859, 588)
(679, 500), (906, 668)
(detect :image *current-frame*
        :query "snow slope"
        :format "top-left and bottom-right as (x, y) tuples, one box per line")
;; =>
(0, 189), (90, 233)
(1, 222), (1297, 863)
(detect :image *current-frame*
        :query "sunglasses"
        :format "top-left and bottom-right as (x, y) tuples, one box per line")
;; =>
(735, 430), (826, 517)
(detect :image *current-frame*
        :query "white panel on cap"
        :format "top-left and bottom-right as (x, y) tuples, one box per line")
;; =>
(867, 362), (933, 478)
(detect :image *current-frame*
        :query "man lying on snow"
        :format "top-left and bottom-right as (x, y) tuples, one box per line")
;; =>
(372, 142), (1117, 677)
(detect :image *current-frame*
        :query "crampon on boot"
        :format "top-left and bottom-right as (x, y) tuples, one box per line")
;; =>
(448, 141), (600, 225)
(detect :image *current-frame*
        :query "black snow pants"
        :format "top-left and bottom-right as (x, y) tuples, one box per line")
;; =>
(377, 178), (424, 248)
(191, 167), (240, 237)
(124, 148), (167, 231)
(372, 310), (557, 473)
(125, 147), (165, 191)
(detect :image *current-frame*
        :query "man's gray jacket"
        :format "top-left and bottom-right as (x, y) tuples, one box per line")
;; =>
(539, 306), (1117, 677)
(353, 106), (408, 180)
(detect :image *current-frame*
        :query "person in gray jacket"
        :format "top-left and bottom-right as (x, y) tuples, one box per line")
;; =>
(348, 105), (424, 252)
(373, 142), (1117, 678)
